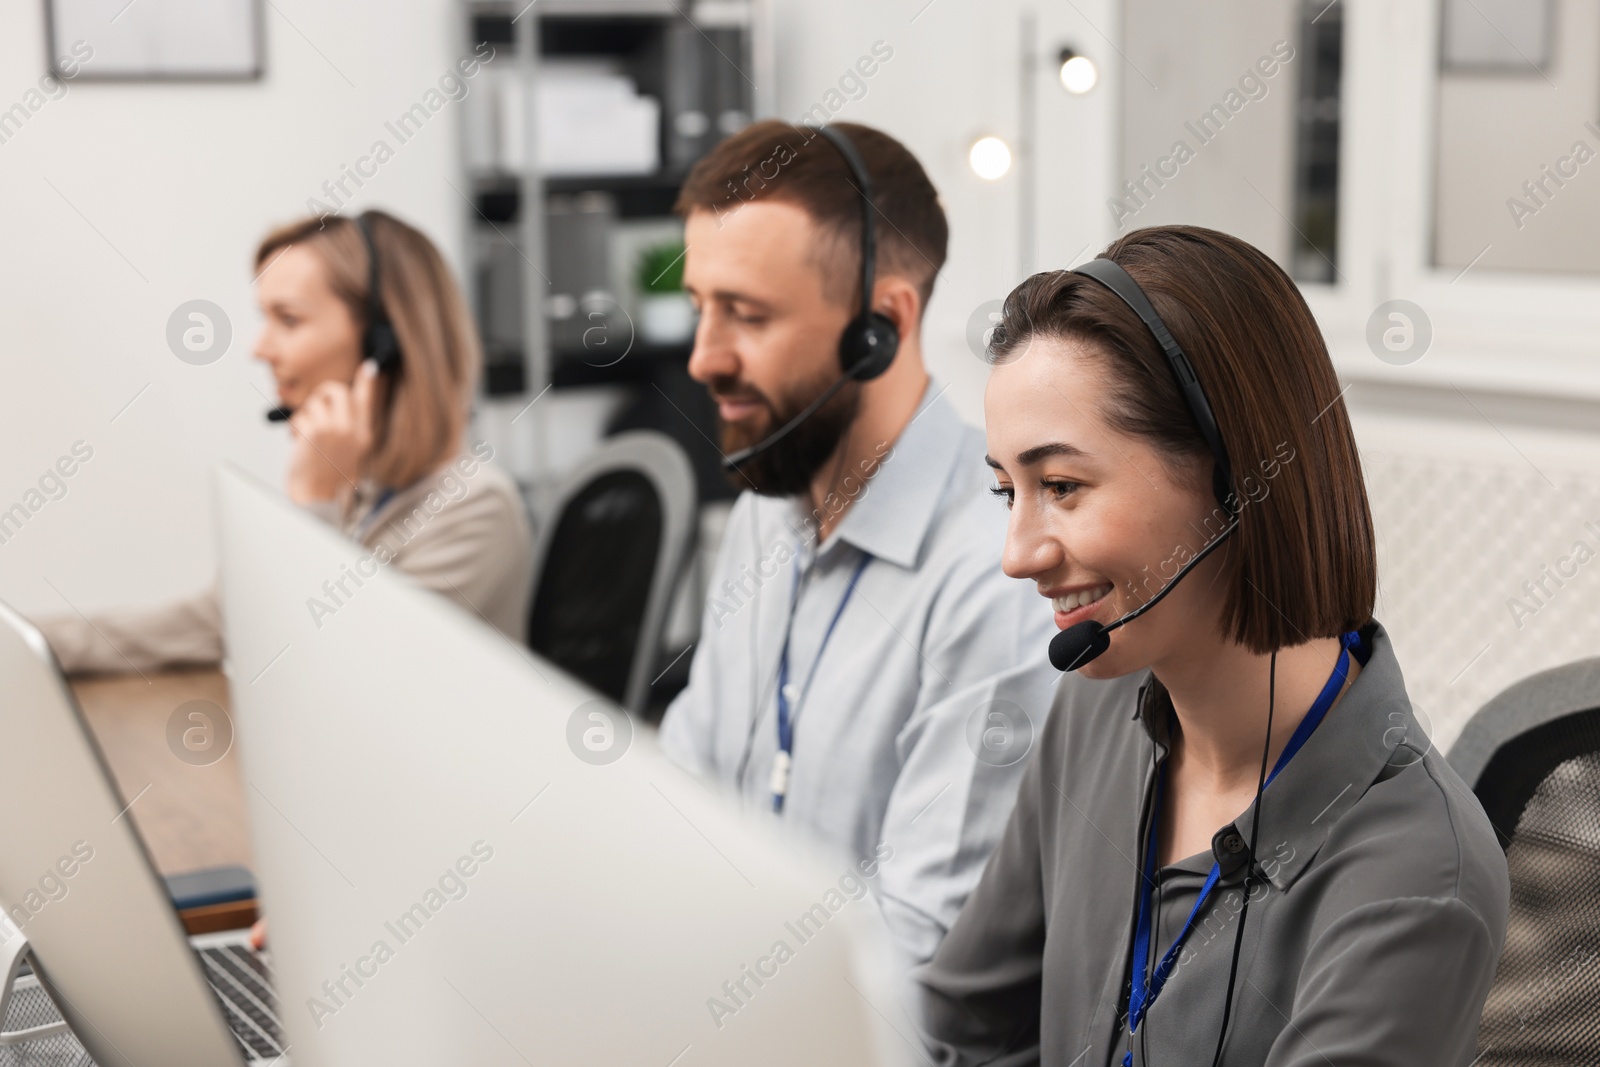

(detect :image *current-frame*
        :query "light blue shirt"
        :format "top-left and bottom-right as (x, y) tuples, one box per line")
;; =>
(660, 382), (1064, 964)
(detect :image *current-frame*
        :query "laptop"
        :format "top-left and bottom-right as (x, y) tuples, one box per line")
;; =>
(0, 599), (287, 1065)
(0, 464), (907, 1064)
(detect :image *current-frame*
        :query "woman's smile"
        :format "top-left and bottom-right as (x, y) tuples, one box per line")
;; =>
(1043, 581), (1115, 629)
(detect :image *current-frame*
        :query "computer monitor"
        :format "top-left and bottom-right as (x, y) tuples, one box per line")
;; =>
(215, 466), (908, 1065)
(0, 601), (249, 1066)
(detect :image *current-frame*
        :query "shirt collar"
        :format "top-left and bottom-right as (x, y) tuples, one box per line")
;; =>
(1245, 621), (1411, 891)
(802, 381), (969, 570)
(1138, 623), (1415, 890)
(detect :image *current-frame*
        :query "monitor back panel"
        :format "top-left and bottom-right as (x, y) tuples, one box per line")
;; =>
(217, 467), (903, 1067)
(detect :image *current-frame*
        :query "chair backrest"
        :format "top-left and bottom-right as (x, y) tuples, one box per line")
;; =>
(526, 430), (696, 717)
(1449, 658), (1600, 1065)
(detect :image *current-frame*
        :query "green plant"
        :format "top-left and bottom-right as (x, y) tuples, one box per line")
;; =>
(637, 241), (686, 294)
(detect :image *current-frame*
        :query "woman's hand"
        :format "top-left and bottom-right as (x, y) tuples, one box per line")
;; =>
(249, 916), (267, 950)
(286, 360), (379, 505)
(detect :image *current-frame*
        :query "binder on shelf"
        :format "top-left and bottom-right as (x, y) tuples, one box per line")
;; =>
(477, 233), (527, 361)
(705, 26), (751, 140)
(546, 193), (618, 356)
(665, 20), (709, 172)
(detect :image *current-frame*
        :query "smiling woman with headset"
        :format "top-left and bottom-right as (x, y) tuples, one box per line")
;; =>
(917, 226), (1509, 1066)
(37, 210), (534, 673)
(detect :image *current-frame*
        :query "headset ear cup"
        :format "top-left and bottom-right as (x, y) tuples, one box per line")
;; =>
(366, 320), (402, 375)
(839, 312), (900, 381)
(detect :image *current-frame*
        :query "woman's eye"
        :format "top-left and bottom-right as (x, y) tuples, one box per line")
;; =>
(989, 485), (1014, 509)
(1042, 479), (1080, 500)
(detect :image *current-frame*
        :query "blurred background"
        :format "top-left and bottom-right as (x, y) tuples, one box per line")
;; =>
(2, 0), (1599, 745)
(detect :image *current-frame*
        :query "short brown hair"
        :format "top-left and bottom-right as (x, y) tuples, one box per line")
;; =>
(255, 210), (480, 489)
(990, 225), (1375, 654)
(675, 120), (948, 313)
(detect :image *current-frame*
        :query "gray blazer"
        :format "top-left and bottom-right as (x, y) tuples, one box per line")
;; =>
(38, 448), (534, 673)
(918, 622), (1510, 1066)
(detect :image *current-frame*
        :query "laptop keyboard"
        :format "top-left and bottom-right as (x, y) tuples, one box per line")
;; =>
(197, 944), (286, 1062)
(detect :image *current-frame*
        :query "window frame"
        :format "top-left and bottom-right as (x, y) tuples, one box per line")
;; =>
(1301, 0), (1600, 400)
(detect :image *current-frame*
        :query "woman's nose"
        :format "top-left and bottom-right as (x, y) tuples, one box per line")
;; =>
(1002, 503), (1064, 583)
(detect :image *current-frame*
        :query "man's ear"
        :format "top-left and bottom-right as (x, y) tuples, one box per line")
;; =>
(871, 275), (923, 339)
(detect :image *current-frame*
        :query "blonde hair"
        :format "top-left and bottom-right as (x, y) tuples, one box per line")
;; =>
(254, 210), (481, 489)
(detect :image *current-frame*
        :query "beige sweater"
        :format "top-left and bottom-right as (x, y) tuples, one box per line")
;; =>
(38, 447), (535, 674)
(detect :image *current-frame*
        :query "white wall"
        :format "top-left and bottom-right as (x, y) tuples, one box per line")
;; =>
(0, 1), (473, 617)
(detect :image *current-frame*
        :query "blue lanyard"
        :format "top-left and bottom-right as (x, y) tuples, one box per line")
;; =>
(355, 487), (397, 539)
(771, 551), (872, 813)
(1124, 631), (1363, 1052)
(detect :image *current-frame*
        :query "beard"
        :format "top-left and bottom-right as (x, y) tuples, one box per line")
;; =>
(716, 370), (861, 498)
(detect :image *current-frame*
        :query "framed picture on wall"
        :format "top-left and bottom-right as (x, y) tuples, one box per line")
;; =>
(45, 0), (262, 81)
(1440, 0), (1554, 73)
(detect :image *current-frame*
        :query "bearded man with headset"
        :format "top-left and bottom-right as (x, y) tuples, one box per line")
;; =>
(660, 121), (1067, 966)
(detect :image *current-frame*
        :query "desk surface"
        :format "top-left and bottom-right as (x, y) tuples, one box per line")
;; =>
(70, 668), (253, 877)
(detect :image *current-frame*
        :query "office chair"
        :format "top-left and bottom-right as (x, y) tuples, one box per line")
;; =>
(1450, 658), (1600, 1065)
(526, 430), (696, 718)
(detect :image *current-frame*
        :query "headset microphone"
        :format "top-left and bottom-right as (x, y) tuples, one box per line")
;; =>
(722, 125), (899, 472)
(722, 371), (853, 469)
(266, 212), (402, 423)
(1048, 515), (1238, 671)
(1046, 256), (1237, 672)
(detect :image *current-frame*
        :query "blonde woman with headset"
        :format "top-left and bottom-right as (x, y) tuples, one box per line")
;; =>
(39, 210), (534, 672)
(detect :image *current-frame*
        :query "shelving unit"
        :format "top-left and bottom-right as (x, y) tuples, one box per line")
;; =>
(459, 0), (774, 505)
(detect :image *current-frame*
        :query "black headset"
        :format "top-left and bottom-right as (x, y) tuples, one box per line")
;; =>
(814, 125), (900, 382)
(1073, 256), (1233, 514)
(266, 211), (402, 422)
(353, 212), (403, 376)
(721, 126), (900, 469)
(1047, 257), (1239, 673)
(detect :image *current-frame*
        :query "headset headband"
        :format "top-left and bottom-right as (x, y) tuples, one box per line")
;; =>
(1071, 256), (1236, 515)
(812, 125), (877, 321)
(355, 213), (385, 329)
(353, 212), (402, 374)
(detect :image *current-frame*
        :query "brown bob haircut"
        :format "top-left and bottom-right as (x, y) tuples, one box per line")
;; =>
(255, 210), (480, 490)
(674, 120), (948, 314)
(989, 225), (1375, 654)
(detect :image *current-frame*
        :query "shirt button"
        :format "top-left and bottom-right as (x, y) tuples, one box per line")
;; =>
(1222, 833), (1245, 854)
(781, 684), (800, 705)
